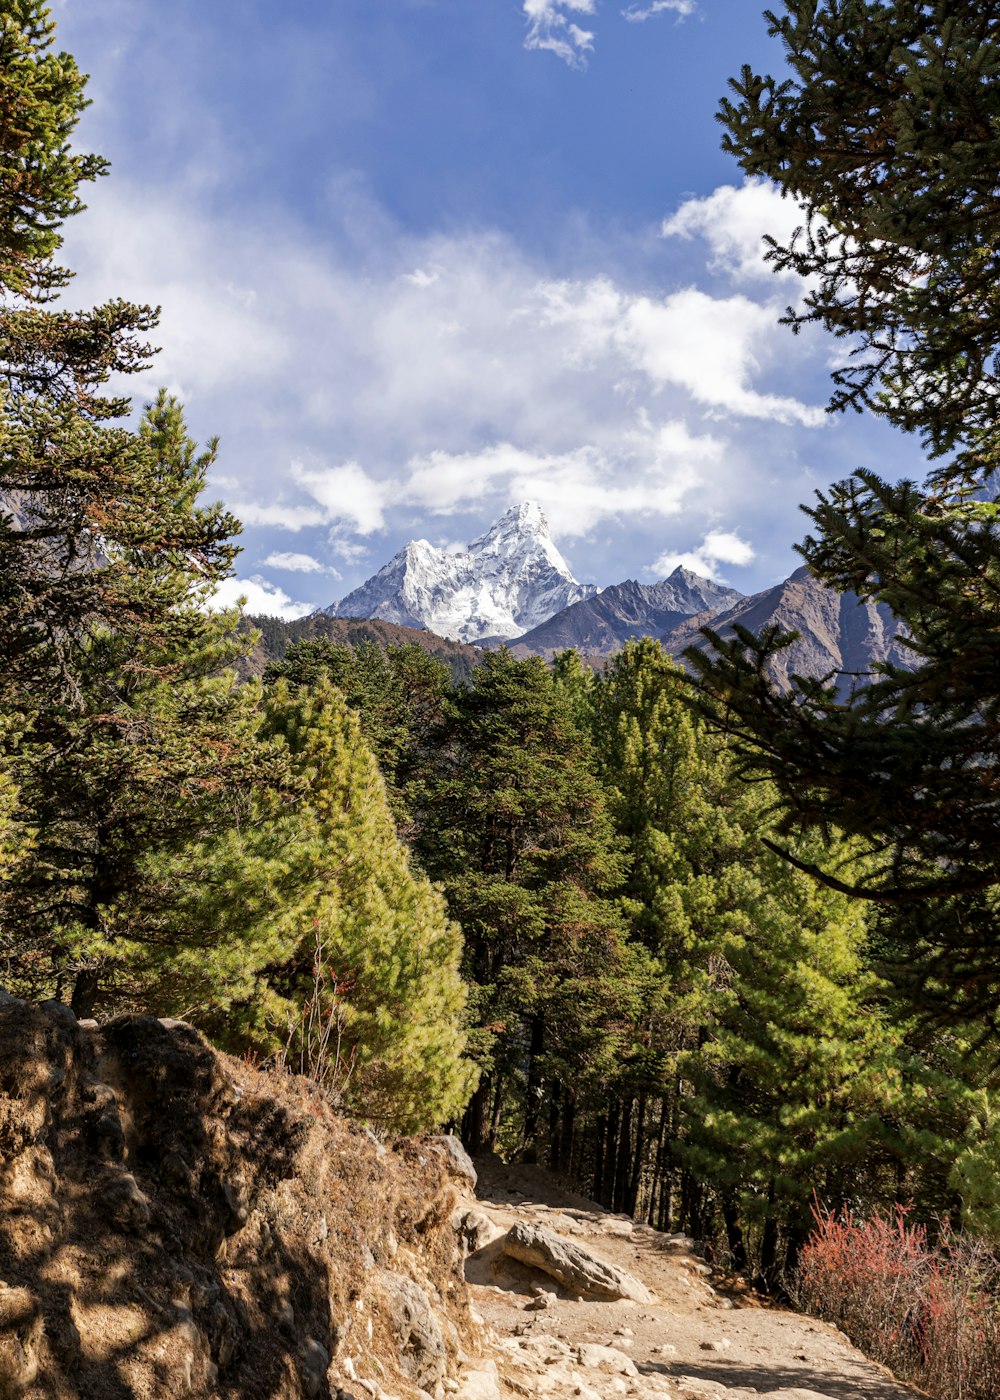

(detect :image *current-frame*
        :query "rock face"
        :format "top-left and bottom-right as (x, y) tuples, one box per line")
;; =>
(0, 995), (479, 1399)
(511, 571), (742, 655)
(321, 501), (598, 644)
(501, 1222), (654, 1302)
(660, 565), (910, 695)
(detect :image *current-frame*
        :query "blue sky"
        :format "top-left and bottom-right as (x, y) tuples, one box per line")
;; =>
(53, 0), (920, 617)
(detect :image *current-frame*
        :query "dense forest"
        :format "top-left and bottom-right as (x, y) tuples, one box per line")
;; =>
(2, 7), (1000, 1390)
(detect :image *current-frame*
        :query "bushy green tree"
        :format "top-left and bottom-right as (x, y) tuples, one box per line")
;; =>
(133, 680), (474, 1134)
(0, 393), (255, 1011)
(680, 833), (900, 1285)
(264, 638), (450, 825)
(415, 649), (629, 1152)
(0, 4), (258, 1010)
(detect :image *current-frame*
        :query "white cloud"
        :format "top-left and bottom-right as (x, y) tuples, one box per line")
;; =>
(652, 529), (756, 581)
(403, 267), (440, 288)
(538, 277), (824, 425)
(523, 0), (595, 67)
(622, 288), (824, 425)
(263, 551), (331, 574)
(399, 419), (721, 537)
(328, 532), (371, 566)
(623, 1), (696, 22)
(210, 575), (312, 619)
(227, 501), (327, 531)
(290, 460), (389, 535)
(59, 175), (832, 602)
(662, 178), (807, 284)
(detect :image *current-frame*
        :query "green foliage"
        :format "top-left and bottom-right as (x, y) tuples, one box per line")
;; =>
(720, 0), (1000, 470)
(694, 2), (1000, 1020)
(0, 0), (108, 296)
(415, 649), (630, 1147)
(0, 393), (257, 1010)
(264, 638), (449, 822)
(134, 681), (474, 1134)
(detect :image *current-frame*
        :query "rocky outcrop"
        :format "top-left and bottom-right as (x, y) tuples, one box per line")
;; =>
(500, 1222), (653, 1302)
(0, 994), (481, 1399)
(661, 565), (910, 695)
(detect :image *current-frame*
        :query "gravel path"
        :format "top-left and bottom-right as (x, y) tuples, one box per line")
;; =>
(462, 1160), (920, 1400)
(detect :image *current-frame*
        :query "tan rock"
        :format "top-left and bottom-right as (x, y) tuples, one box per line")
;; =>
(502, 1224), (653, 1303)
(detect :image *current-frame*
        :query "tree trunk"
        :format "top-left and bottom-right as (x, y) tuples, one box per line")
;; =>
(627, 1092), (647, 1218)
(593, 1112), (607, 1202)
(547, 1080), (562, 1171)
(757, 1180), (779, 1293)
(462, 1075), (492, 1154)
(522, 1014), (545, 1158)
(601, 1101), (619, 1209)
(722, 1198), (748, 1273)
(613, 1097), (633, 1214)
(489, 1073), (505, 1149)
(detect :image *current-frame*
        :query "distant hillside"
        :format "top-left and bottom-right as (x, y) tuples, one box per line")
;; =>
(660, 565), (909, 693)
(237, 613), (483, 685)
(511, 570), (742, 655)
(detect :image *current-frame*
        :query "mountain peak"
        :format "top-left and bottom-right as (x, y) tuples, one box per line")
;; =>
(322, 502), (596, 644)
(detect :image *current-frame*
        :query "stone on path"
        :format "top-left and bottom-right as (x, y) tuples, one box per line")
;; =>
(501, 1222), (653, 1302)
(454, 1359), (501, 1400)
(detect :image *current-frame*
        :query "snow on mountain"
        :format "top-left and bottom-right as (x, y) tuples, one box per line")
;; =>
(320, 501), (598, 644)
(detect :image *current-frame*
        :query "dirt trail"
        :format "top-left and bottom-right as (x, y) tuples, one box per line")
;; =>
(462, 1158), (919, 1400)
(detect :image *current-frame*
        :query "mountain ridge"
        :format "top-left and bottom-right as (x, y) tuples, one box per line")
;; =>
(509, 571), (743, 654)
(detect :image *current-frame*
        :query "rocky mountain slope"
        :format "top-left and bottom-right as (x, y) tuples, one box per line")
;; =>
(660, 566), (909, 694)
(320, 503), (597, 645)
(510, 572), (742, 655)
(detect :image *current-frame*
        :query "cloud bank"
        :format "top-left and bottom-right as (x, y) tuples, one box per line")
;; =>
(60, 173), (830, 608)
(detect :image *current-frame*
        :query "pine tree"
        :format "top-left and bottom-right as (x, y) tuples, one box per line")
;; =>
(264, 638), (450, 826)
(691, 2), (1000, 1017)
(131, 680), (474, 1134)
(415, 649), (629, 1154)
(719, 1), (1000, 469)
(0, 5), (259, 1010)
(1, 393), (258, 1010)
(679, 833), (900, 1286)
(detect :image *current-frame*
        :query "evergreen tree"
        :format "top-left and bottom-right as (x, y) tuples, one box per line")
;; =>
(264, 638), (450, 825)
(130, 680), (474, 1134)
(1, 393), (257, 1010)
(719, 1), (1000, 469)
(0, 5), (258, 1010)
(580, 642), (905, 1257)
(679, 833), (899, 1286)
(691, 2), (1000, 1016)
(415, 649), (629, 1154)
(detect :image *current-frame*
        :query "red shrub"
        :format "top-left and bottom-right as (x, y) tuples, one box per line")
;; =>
(794, 1203), (1000, 1400)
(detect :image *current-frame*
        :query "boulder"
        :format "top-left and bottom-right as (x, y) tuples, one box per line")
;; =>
(428, 1136), (478, 1190)
(378, 1273), (446, 1389)
(500, 1222), (653, 1302)
(574, 1343), (639, 1377)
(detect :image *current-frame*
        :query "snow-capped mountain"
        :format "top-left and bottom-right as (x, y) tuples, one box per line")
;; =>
(321, 501), (598, 644)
